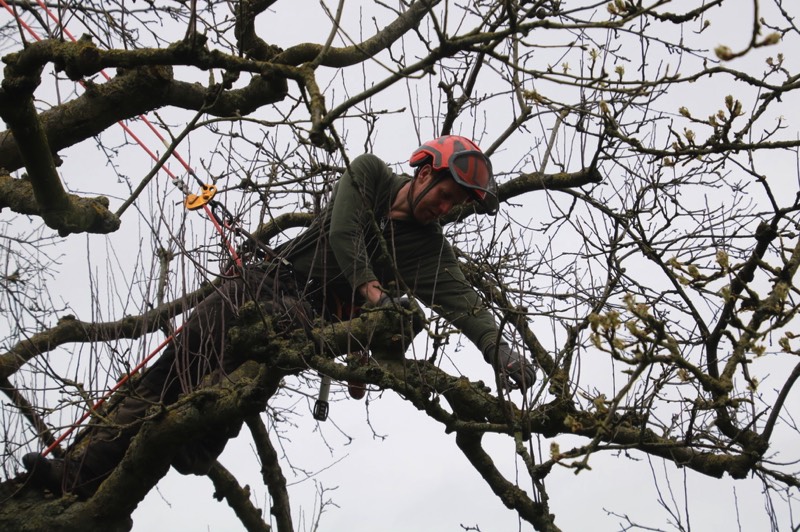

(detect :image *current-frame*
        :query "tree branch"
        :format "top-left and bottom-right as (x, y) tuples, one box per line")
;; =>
(208, 461), (271, 532)
(0, 281), (218, 380)
(0, 83), (119, 235)
(245, 415), (293, 532)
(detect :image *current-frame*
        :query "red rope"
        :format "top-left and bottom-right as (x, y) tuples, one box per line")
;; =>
(41, 326), (183, 456)
(1, 1), (247, 454)
(2, 0), (242, 266)
(0, 0), (36, 36)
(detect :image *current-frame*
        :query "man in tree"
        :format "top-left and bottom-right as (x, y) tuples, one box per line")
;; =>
(23, 135), (537, 498)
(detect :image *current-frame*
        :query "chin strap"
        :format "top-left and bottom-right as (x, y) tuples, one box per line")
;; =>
(407, 172), (446, 221)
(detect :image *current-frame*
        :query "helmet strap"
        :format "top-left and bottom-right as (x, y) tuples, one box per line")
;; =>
(407, 168), (446, 221)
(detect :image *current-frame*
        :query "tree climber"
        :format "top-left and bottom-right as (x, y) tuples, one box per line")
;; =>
(23, 134), (537, 498)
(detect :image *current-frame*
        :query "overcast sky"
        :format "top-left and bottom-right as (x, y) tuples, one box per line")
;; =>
(2, 1), (799, 531)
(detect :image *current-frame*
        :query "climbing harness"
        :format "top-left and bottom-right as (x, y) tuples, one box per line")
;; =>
(3, 0), (351, 455)
(0, 0), (260, 456)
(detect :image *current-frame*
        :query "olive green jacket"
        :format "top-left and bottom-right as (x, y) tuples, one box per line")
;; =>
(284, 153), (500, 354)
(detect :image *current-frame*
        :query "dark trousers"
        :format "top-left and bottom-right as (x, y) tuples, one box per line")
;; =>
(64, 263), (309, 496)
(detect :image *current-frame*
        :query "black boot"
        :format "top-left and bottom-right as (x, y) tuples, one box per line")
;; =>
(171, 420), (242, 475)
(22, 452), (101, 498)
(22, 452), (67, 495)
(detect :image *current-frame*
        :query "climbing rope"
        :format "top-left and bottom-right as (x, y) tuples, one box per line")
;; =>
(1, 0), (242, 264)
(0, 1), (262, 455)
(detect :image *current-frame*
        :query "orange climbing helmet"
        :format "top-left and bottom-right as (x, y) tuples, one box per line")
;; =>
(409, 135), (498, 214)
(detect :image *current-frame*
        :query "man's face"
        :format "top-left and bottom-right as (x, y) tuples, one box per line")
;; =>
(411, 165), (471, 224)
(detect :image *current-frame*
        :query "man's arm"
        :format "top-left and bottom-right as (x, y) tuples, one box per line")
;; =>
(328, 154), (394, 294)
(401, 237), (537, 389)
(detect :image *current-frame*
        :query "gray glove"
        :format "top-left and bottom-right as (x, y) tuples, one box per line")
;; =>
(363, 293), (424, 361)
(372, 294), (423, 332)
(485, 342), (537, 390)
(373, 293), (413, 310)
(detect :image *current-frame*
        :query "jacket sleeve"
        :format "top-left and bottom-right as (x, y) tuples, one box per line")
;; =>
(328, 154), (390, 290)
(400, 231), (500, 355)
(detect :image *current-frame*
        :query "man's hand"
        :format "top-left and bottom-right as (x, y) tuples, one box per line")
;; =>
(362, 293), (423, 361)
(358, 280), (386, 307)
(485, 343), (537, 391)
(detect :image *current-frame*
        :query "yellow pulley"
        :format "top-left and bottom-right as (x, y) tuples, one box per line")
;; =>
(184, 184), (217, 210)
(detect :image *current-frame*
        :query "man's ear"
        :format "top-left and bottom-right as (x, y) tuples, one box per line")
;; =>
(415, 164), (434, 185)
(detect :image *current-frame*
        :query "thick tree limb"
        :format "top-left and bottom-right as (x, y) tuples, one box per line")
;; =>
(246, 415), (293, 532)
(0, 281), (218, 380)
(505, 167), (604, 194)
(0, 173), (119, 236)
(0, 295), (778, 530)
(234, 0), (283, 61)
(271, 0), (441, 67)
(445, 166), (603, 223)
(0, 65), (287, 173)
(0, 359), (282, 531)
(208, 461), (271, 532)
(0, 89), (119, 235)
(456, 431), (560, 532)
(0, 64), (166, 172)
(66, 361), (280, 530)
(0, 173), (45, 214)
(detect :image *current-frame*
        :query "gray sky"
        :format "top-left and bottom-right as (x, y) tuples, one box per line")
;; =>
(2, 1), (800, 531)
